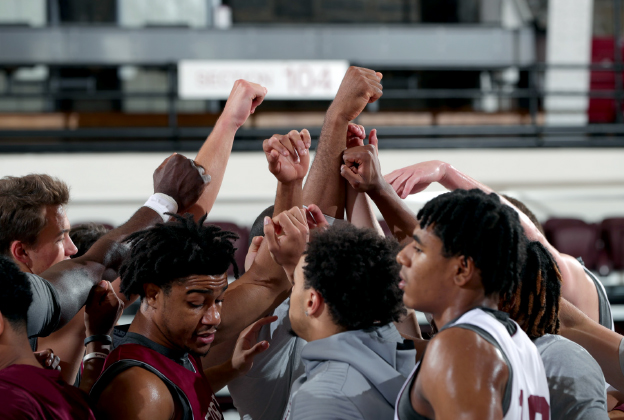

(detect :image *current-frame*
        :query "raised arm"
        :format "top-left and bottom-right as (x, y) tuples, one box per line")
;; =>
(39, 154), (206, 328)
(341, 131), (417, 243)
(203, 131), (310, 367)
(185, 80), (267, 217)
(303, 66), (383, 218)
(384, 161), (601, 324)
(344, 124), (385, 235)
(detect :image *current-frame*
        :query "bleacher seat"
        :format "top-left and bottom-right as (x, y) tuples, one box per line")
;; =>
(205, 221), (250, 277)
(601, 218), (624, 271)
(543, 218), (600, 270)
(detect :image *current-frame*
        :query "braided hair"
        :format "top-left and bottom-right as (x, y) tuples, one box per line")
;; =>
(417, 189), (526, 298)
(303, 223), (406, 331)
(500, 241), (561, 339)
(119, 214), (238, 298)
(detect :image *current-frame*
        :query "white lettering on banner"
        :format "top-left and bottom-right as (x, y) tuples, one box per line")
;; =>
(178, 60), (349, 100)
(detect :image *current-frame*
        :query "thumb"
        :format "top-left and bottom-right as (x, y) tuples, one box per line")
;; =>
(368, 129), (378, 150)
(340, 164), (362, 187)
(263, 217), (279, 254)
(249, 236), (264, 253)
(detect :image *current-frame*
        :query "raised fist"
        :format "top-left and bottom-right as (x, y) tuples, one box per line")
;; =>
(220, 80), (267, 129)
(84, 280), (124, 338)
(263, 129), (311, 183)
(153, 153), (208, 210)
(329, 67), (383, 123)
(346, 123), (366, 149)
(263, 207), (309, 276)
(340, 129), (384, 193)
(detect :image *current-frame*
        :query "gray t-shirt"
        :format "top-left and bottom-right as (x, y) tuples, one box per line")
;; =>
(25, 273), (61, 351)
(535, 334), (608, 420)
(227, 298), (305, 420)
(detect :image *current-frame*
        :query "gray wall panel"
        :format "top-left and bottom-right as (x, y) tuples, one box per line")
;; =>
(0, 25), (534, 67)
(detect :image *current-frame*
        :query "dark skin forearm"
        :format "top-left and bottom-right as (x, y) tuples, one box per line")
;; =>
(274, 179), (303, 215)
(303, 115), (348, 218)
(39, 207), (161, 328)
(368, 181), (418, 243)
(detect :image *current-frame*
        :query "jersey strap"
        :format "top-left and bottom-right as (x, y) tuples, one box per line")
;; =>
(91, 343), (222, 420)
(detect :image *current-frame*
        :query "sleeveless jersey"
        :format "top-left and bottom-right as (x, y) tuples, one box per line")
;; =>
(91, 343), (223, 420)
(0, 364), (95, 420)
(395, 308), (550, 420)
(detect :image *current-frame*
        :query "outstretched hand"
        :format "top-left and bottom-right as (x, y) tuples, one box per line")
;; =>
(263, 129), (311, 183)
(220, 80), (267, 129)
(230, 315), (278, 376)
(340, 129), (383, 193)
(263, 207), (309, 276)
(384, 161), (449, 199)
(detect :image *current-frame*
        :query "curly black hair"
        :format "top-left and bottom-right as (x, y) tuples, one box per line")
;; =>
(70, 223), (111, 258)
(303, 224), (405, 331)
(0, 255), (33, 332)
(500, 241), (561, 339)
(417, 189), (526, 298)
(119, 213), (239, 298)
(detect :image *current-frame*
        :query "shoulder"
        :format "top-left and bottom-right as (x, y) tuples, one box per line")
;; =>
(420, 326), (509, 392)
(95, 366), (175, 420)
(0, 381), (43, 419)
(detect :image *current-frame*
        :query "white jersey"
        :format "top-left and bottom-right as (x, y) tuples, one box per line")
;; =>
(394, 308), (550, 420)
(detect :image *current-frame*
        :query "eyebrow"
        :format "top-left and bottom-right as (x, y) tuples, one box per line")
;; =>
(56, 229), (70, 238)
(412, 234), (423, 245)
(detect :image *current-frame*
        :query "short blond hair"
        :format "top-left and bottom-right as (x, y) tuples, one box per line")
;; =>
(0, 174), (70, 254)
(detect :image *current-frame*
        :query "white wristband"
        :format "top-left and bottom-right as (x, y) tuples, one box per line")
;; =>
(143, 193), (179, 222)
(83, 352), (108, 363)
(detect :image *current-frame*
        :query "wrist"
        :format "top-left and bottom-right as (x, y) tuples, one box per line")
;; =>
(143, 193), (178, 222)
(216, 112), (243, 132)
(368, 179), (391, 200)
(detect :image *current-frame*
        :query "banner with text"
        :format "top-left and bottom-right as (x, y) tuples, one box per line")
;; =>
(178, 60), (349, 100)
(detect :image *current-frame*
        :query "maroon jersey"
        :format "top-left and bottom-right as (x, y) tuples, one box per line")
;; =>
(0, 364), (95, 420)
(91, 343), (222, 420)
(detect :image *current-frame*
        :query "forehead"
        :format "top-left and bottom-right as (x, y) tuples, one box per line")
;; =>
(174, 273), (228, 293)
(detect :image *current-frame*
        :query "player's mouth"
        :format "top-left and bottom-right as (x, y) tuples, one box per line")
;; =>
(195, 330), (216, 345)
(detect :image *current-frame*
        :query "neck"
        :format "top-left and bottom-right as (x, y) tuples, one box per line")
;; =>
(128, 303), (184, 353)
(433, 292), (499, 330)
(0, 330), (41, 371)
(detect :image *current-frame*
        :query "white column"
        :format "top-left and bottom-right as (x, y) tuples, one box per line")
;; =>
(544, 0), (594, 126)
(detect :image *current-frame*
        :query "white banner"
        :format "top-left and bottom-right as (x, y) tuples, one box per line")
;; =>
(178, 60), (349, 100)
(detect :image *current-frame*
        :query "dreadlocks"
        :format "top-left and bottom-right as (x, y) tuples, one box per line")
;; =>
(119, 213), (239, 298)
(417, 189), (526, 298)
(500, 241), (561, 339)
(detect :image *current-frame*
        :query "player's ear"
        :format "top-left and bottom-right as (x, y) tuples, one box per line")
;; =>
(143, 283), (162, 309)
(453, 256), (476, 287)
(307, 289), (324, 318)
(10, 241), (33, 270)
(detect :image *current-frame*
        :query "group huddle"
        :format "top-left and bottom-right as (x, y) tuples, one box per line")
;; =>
(0, 67), (621, 420)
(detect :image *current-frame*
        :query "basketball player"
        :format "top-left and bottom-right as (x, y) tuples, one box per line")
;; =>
(394, 189), (550, 420)
(90, 214), (280, 420)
